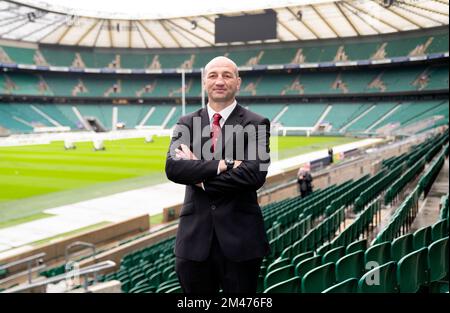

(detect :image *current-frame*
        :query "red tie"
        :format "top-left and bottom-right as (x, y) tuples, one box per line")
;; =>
(211, 113), (222, 153)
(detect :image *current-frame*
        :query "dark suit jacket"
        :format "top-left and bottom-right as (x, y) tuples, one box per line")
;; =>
(165, 104), (271, 262)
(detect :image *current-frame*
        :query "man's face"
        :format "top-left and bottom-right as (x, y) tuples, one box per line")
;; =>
(204, 60), (241, 104)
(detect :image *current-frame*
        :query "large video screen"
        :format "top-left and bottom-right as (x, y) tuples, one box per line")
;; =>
(215, 10), (277, 43)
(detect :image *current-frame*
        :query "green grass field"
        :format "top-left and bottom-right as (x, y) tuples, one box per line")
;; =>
(0, 135), (358, 227)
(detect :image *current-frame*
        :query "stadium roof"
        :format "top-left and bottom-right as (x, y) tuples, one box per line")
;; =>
(0, 0), (448, 48)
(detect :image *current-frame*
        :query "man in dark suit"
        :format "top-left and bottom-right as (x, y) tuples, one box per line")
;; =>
(165, 56), (271, 293)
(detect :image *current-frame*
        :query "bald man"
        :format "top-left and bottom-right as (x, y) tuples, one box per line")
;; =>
(165, 56), (271, 294)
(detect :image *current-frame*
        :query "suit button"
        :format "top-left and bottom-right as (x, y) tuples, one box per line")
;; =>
(211, 205), (216, 210)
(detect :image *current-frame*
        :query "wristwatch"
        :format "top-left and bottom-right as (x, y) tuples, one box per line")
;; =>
(225, 159), (235, 171)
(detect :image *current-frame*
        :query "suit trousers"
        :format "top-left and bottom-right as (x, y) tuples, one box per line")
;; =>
(175, 230), (262, 294)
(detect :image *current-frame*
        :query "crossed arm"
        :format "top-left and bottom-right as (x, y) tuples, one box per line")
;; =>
(165, 118), (270, 195)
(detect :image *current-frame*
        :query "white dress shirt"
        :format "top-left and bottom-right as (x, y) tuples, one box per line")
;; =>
(206, 100), (237, 128)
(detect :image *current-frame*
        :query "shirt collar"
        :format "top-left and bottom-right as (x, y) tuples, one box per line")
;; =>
(207, 100), (237, 124)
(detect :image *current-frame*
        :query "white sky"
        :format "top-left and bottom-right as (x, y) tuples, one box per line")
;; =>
(16, 0), (335, 19)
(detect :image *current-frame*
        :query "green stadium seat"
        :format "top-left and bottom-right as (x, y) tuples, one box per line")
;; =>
(431, 219), (448, 241)
(157, 277), (179, 289)
(167, 270), (178, 281)
(264, 264), (295, 290)
(397, 247), (429, 293)
(165, 285), (183, 293)
(294, 255), (322, 279)
(129, 284), (156, 293)
(162, 265), (175, 281)
(358, 261), (398, 293)
(263, 276), (301, 293)
(322, 278), (358, 293)
(335, 250), (365, 283)
(280, 245), (293, 259)
(133, 277), (149, 287)
(267, 258), (291, 274)
(365, 241), (391, 266)
(148, 271), (162, 287)
(130, 272), (146, 287)
(391, 233), (414, 262)
(301, 262), (336, 293)
(0, 268), (7, 279)
(291, 251), (315, 267)
(116, 272), (129, 282)
(316, 243), (332, 256)
(322, 246), (346, 264)
(121, 279), (132, 293)
(428, 237), (449, 283)
(156, 281), (181, 293)
(413, 226), (432, 250)
(345, 239), (367, 254)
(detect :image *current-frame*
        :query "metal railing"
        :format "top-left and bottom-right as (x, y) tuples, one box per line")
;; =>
(0, 252), (46, 284)
(65, 241), (97, 266)
(2, 260), (116, 293)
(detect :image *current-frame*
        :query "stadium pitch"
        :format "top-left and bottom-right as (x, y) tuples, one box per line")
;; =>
(0, 135), (358, 226)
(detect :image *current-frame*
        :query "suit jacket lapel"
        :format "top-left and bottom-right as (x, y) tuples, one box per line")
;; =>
(200, 108), (211, 160)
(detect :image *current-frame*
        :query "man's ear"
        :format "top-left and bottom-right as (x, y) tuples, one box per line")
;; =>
(237, 77), (242, 91)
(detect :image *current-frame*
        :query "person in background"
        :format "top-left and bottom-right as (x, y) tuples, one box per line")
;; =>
(297, 165), (313, 198)
(328, 147), (334, 164)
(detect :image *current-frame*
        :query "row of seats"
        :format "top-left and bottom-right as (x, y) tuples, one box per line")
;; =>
(263, 175), (381, 281)
(1, 64), (447, 98)
(374, 141), (448, 245)
(264, 224), (448, 293)
(1, 100), (447, 135)
(261, 132), (449, 292)
(419, 142), (449, 197)
(385, 132), (449, 205)
(101, 238), (179, 293)
(261, 174), (378, 286)
(1, 33), (447, 69)
(263, 132), (449, 291)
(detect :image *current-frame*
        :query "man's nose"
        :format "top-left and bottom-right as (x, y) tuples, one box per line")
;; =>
(214, 77), (225, 85)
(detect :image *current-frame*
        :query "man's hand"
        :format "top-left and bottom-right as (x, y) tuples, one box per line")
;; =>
(173, 144), (202, 187)
(175, 144), (198, 160)
(175, 145), (243, 188)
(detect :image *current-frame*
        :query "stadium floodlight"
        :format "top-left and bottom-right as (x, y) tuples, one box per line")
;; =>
(145, 135), (154, 143)
(93, 139), (105, 151)
(64, 139), (76, 150)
